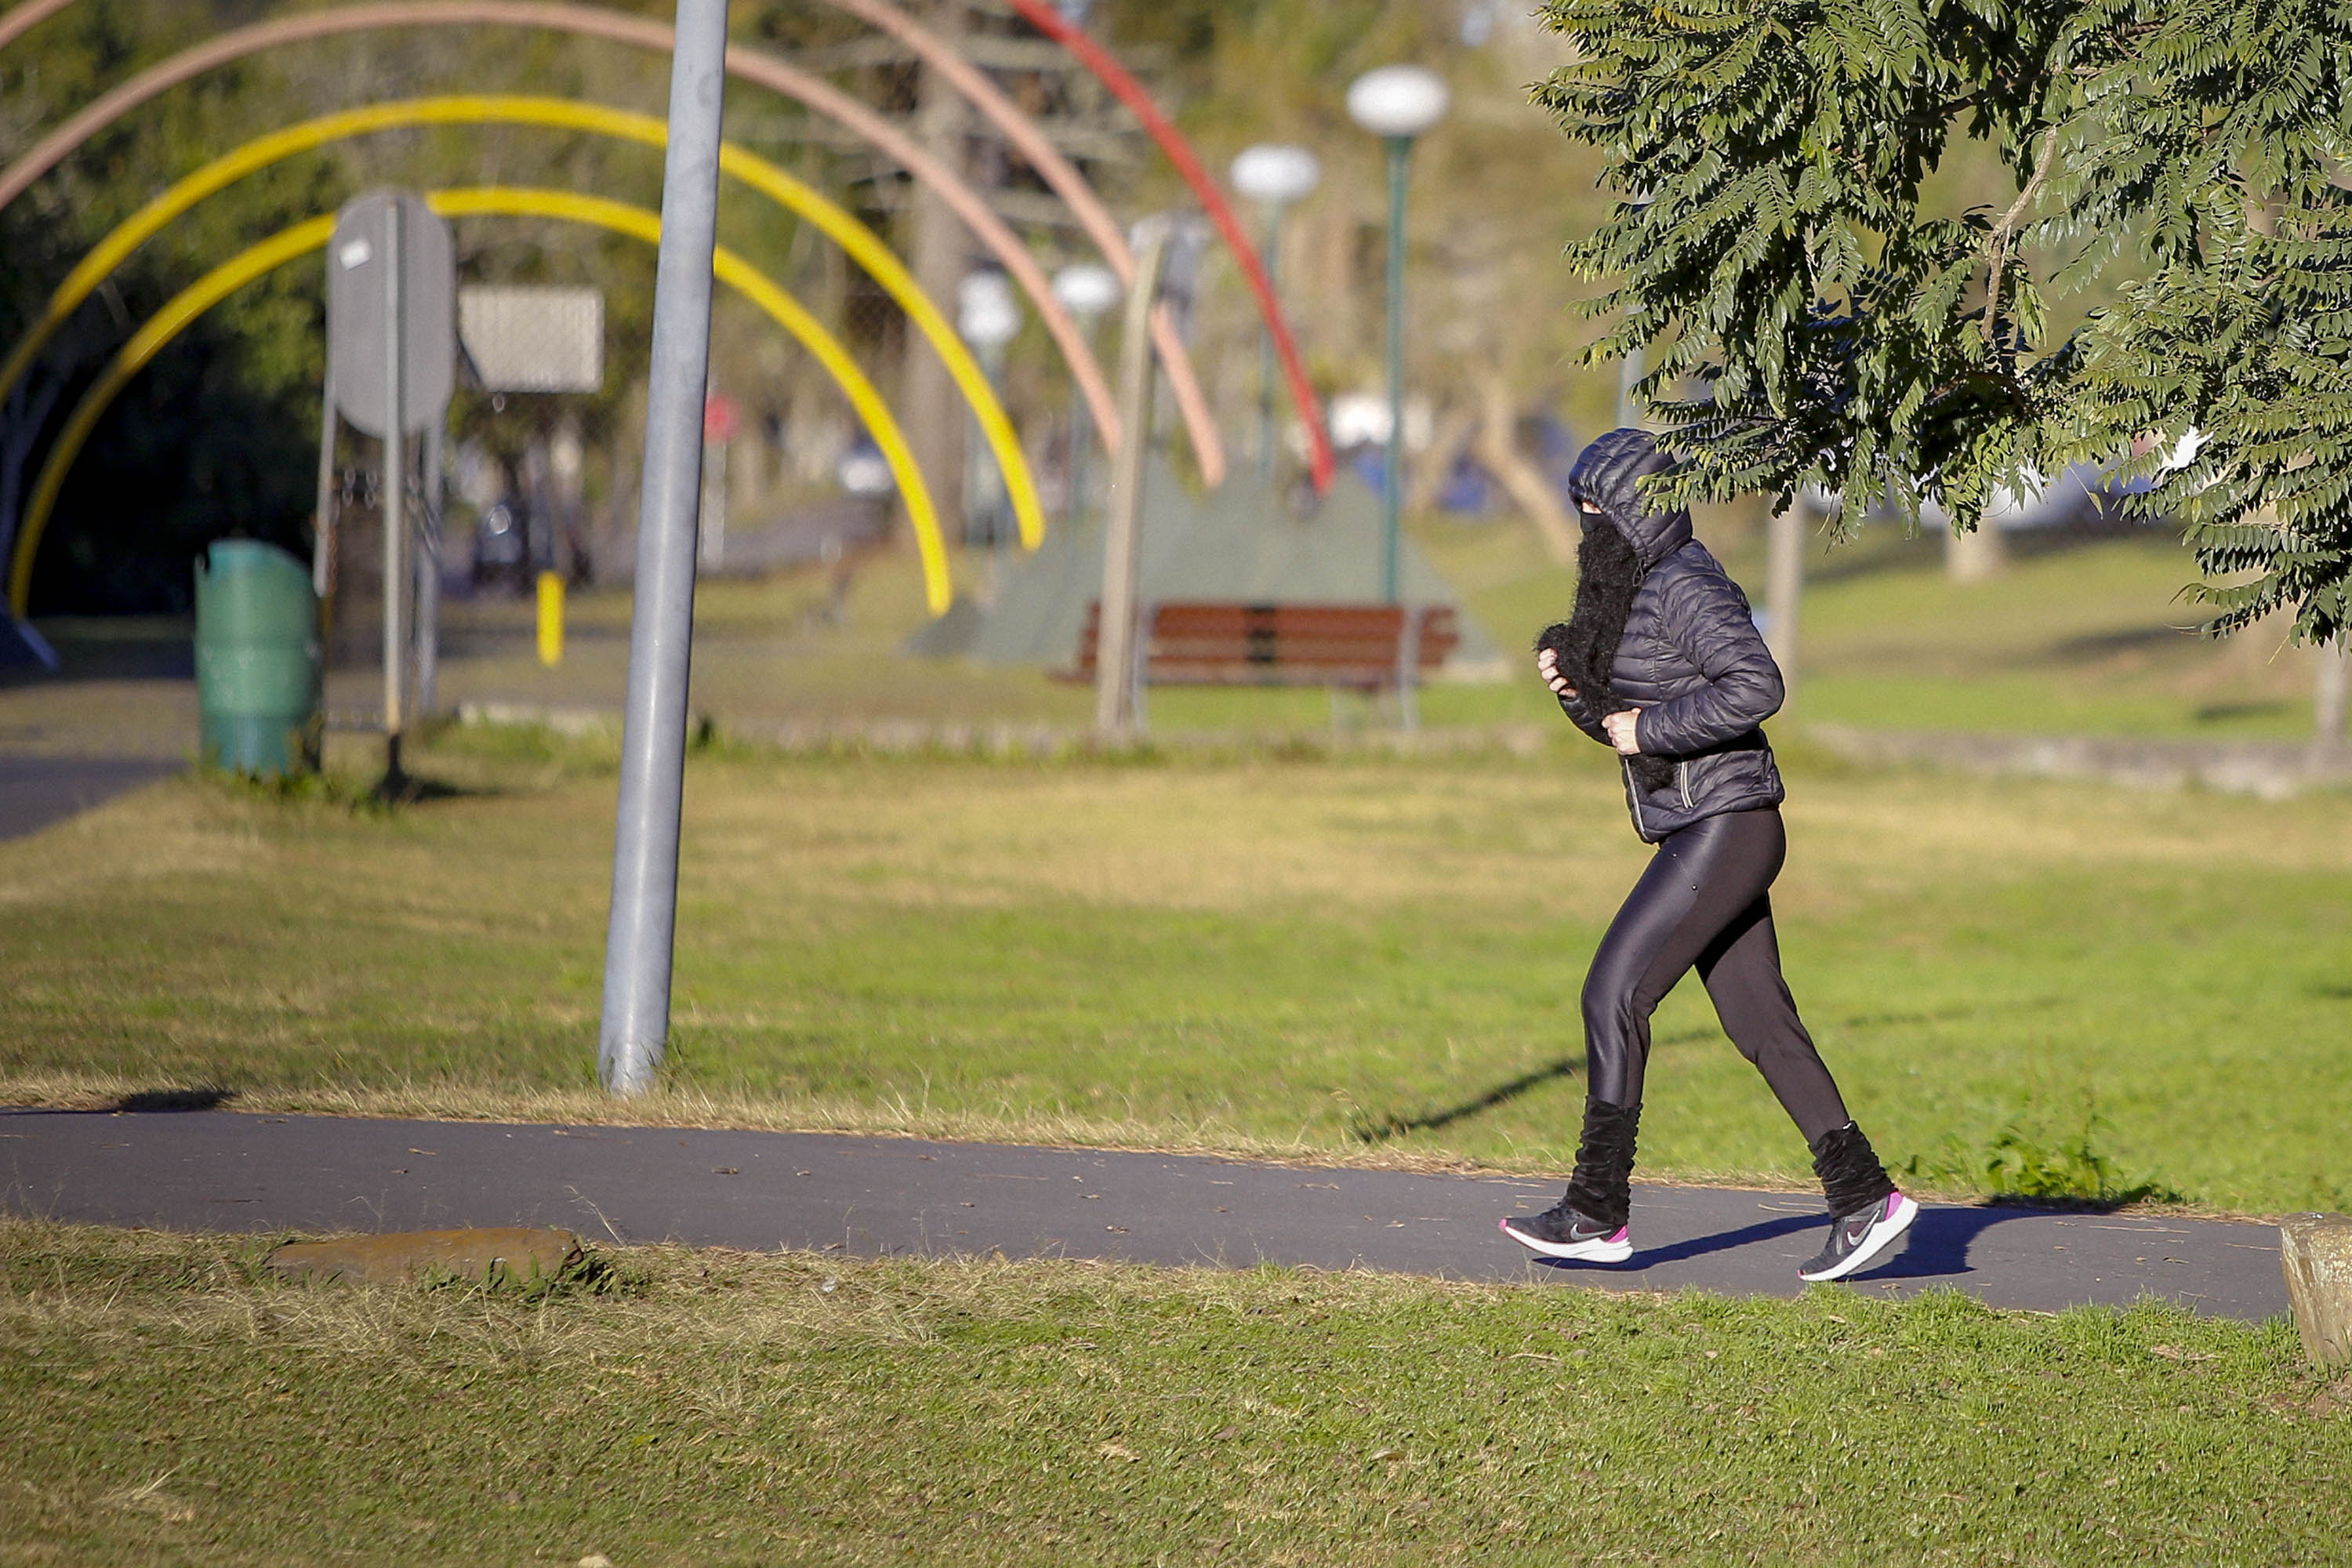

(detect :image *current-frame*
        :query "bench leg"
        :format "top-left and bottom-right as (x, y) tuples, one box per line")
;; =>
(1130, 607), (1152, 737)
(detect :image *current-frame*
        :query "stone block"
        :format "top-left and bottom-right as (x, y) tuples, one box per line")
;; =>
(267, 1226), (580, 1287)
(2279, 1212), (2352, 1368)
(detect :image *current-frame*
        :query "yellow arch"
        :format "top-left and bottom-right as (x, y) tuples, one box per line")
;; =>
(0, 93), (1044, 552)
(7, 188), (951, 617)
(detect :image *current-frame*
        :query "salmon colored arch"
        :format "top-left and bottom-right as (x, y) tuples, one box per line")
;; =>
(0, 0), (1210, 474)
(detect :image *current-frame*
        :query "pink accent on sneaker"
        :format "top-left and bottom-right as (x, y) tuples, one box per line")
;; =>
(1609, 1226), (1629, 1243)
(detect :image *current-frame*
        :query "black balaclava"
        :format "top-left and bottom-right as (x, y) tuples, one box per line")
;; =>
(1537, 437), (1676, 793)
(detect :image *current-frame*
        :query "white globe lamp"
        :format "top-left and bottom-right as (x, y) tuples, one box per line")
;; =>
(1345, 66), (1450, 140)
(956, 270), (1022, 351)
(1051, 263), (1121, 325)
(1229, 143), (1322, 209)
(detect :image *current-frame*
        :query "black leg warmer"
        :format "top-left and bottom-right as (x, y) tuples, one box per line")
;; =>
(1562, 1100), (1642, 1232)
(1809, 1121), (1896, 1218)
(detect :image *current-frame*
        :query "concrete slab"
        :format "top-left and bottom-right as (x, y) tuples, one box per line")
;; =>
(0, 1108), (2290, 1321)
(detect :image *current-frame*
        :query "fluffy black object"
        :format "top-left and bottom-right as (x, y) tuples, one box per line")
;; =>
(1809, 1121), (1897, 1218)
(1562, 1098), (1642, 1232)
(1537, 521), (1675, 792)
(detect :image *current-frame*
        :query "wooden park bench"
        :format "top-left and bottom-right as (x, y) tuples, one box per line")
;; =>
(1065, 601), (1460, 728)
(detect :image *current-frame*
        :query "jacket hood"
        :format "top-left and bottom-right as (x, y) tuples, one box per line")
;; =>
(1567, 427), (1692, 568)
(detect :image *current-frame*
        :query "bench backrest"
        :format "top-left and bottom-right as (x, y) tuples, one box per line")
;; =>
(1072, 601), (1461, 687)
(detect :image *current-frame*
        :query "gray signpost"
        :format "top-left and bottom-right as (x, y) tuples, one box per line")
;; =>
(321, 191), (454, 779)
(597, 0), (730, 1095)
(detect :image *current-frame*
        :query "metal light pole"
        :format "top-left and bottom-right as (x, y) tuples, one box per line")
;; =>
(1229, 144), (1320, 488)
(1051, 263), (1120, 533)
(956, 268), (1022, 550)
(1347, 67), (1448, 603)
(598, 0), (730, 1097)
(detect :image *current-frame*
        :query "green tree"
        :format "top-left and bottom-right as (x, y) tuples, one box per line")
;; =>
(1537, 0), (2352, 641)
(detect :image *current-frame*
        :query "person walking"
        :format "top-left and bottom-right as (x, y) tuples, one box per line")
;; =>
(1499, 428), (1916, 1283)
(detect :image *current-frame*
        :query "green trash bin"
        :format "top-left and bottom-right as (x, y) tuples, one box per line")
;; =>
(194, 539), (321, 775)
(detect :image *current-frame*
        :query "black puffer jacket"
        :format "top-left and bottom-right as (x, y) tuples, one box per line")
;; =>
(1565, 430), (1786, 843)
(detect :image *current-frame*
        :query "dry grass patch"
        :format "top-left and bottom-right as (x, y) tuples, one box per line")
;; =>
(3, 1218), (2348, 1565)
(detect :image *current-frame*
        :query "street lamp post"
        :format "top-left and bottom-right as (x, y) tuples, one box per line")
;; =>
(956, 269), (1022, 550)
(598, 0), (729, 1097)
(1346, 66), (1448, 603)
(1051, 263), (1120, 532)
(1229, 144), (1321, 488)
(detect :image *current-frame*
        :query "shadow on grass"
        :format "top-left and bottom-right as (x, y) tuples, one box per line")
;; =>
(1798, 514), (2174, 590)
(200, 764), (497, 814)
(2046, 624), (2200, 665)
(373, 771), (483, 807)
(1350, 1055), (1585, 1144)
(2192, 700), (2298, 725)
(111, 1087), (238, 1112)
(0, 1087), (241, 1116)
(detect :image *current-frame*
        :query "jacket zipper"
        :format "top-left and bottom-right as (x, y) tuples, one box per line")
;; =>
(1677, 760), (1693, 809)
(1624, 759), (1647, 836)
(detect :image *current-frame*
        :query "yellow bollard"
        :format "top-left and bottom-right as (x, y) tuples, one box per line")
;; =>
(536, 571), (564, 667)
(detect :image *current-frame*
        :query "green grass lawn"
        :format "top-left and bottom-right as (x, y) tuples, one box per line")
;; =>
(5, 731), (2348, 1214)
(3, 1220), (2345, 1566)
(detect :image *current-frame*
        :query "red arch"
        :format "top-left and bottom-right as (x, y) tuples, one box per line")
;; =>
(1002, 0), (1335, 495)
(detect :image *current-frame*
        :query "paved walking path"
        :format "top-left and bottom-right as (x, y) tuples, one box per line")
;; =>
(2, 1108), (2290, 1320)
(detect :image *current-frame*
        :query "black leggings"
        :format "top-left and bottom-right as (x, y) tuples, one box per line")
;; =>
(1582, 807), (1849, 1142)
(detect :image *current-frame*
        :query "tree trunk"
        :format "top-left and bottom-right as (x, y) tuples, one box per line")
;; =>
(1406, 403), (1476, 517)
(1946, 517), (2006, 581)
(2317, 636), (2350, 757)
(1763, 501), (1806, 709)
(1472, 373), (1577, 563)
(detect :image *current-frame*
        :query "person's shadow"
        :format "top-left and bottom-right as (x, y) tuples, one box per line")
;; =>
(1534, 1202), (2049, 1281)
(1853, 1203), (2082, 1281)
(1352, 1057), (1585, 1143)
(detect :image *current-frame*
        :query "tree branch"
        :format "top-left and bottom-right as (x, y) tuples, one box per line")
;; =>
(1980, 124), (2061, 347)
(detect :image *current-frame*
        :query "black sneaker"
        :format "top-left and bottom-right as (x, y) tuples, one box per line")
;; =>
(1798, 1190), (1918, 1283)
(1500, 1200), (1632, 1263)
